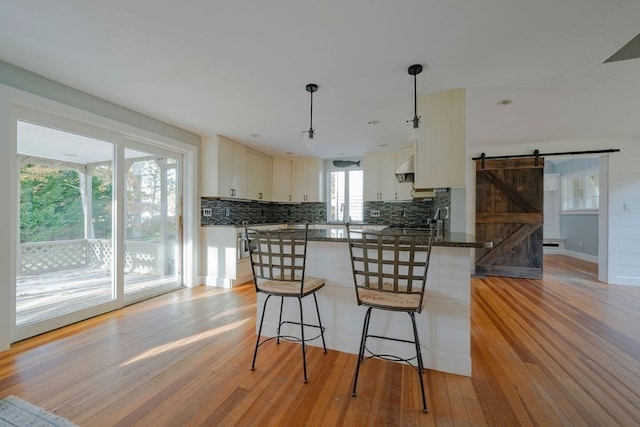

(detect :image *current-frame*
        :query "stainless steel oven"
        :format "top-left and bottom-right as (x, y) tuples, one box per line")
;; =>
(237, 232), (250, 259)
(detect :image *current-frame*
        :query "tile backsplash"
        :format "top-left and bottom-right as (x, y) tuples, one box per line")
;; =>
(201, 191), (451, 228)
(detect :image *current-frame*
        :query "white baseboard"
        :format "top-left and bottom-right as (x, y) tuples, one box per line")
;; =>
(561, 249), (598, 263)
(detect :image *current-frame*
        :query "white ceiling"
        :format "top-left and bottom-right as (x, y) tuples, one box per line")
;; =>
(1, 0), (640, 160)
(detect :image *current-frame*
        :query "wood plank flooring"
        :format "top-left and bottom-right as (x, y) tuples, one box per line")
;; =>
(1, 254), (639, 426)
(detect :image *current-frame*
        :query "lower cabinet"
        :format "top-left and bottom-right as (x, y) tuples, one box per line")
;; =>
(201, 227), (252, 287)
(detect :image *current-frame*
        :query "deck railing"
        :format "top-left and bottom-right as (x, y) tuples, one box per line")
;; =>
(19, 239), (174, 276)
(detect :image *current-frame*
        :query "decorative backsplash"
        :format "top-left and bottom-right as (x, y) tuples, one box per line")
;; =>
(201, 191), (451, 228)
(201, 199), (326, 225)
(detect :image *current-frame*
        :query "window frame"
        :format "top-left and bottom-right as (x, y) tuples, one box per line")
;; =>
(326, 166), (363, 223)
(560, 167), (599, 213)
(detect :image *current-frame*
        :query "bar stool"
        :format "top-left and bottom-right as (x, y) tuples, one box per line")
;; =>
(345, 224), (433, 413)
(244, 224), (327, 383)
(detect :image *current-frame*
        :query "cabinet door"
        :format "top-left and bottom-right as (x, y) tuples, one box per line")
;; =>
(217, 137), (234, 197)
(305, 158), (324, 202)
(259, 153), (273, 200)
(291, 158), (324, 202)
(415, 88), (465, 189)
(273, 158), (292, 202)
(246, 149), (260, 199)
(364, 152), (398, 201)
(379, 152), (396, 200)
(231, 143), (246, 198)
(364, 152), (381, 201)
(291, 159), (308, 202)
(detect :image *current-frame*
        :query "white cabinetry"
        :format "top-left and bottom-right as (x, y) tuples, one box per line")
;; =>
(201, 135), (272, 200)
(364, 147), (414, 201)
(201, 226), (252, 287)
(364, 152), (396, 201)
(272, 158), (293, 202)
(259, 153), (273, 201)
(415, 88), (465, 189)
(291, 158), (324, 202)
(247, 150), (273, 200)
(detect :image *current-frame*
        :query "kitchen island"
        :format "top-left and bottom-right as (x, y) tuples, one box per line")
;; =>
(254, 226), (491, 377)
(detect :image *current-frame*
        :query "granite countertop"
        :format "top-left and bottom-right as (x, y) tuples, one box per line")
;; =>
(204, 222), (492, 248)
(306, 227), (492, 249)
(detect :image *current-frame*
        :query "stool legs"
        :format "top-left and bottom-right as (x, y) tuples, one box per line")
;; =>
(409, 312), (428, 413)
(252, 295), (272, 371)
(351, 308), (429, 413)
(313, 293), (328, 353)
(352, 306), (373, 397)
(252, 294), (326, 383)
(297, 296), (308, 383)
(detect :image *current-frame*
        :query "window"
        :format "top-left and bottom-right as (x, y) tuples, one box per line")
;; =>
(561, 168), (599, 211)
(328, 169), (363, 222)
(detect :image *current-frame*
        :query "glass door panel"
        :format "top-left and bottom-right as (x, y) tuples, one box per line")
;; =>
(124, 149), (181, 297)
(17, 121), (115, 326)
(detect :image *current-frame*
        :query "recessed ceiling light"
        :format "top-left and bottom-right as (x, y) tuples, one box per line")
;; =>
(497, 99), (513, 106)
(379, 144), (388, 148)
(64, 153), (78, 157)
(250, 133), (260, 138)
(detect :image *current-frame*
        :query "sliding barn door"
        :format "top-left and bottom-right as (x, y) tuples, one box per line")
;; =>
(475, 157), (544, 279)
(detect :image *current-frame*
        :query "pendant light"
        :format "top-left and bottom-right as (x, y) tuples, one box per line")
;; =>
(407, 64), (423, 144)
(304, 83), (318, 151)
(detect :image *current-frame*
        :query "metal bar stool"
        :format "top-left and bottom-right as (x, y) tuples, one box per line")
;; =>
(346, 224), (433, 413)
(244, 224), (327, 383)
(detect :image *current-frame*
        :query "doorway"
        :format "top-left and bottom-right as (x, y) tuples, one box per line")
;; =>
(15, 119), (183, 340)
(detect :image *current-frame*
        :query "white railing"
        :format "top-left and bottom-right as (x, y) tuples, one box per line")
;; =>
(19, 239), (174, 276)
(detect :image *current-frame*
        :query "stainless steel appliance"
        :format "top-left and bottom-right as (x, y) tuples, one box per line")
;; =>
(237, 232), (250, 259)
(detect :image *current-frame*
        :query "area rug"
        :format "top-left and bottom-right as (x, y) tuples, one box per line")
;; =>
(0, 395), (78, 427)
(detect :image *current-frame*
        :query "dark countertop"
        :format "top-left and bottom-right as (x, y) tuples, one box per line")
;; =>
(203, 223), (492, 249)
(306, 228), (492, 249)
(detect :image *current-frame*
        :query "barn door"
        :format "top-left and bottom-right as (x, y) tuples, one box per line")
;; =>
(475, 157), (544, 279)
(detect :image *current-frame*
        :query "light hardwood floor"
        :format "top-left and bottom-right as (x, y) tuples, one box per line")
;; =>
(1, 254), (639, 426)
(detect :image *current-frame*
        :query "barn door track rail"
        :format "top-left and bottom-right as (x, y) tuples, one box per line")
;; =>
(473, 148), (620, 169)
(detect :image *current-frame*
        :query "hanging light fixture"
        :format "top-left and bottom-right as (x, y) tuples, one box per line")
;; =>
(407, 64), (423, 144)
(303, 83), (318, 151)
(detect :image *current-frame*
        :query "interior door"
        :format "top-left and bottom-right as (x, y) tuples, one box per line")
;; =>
(475, 157), (544, 279)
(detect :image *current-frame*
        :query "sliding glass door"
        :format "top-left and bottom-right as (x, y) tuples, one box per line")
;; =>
(124, 147), (181, 300)
(15, 118), (183, 340)
(17, 121), (116, 327)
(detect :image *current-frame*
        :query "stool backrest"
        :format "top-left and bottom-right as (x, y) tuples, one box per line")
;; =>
(244, 225), (309, 292)
(346, 225), (433, 312)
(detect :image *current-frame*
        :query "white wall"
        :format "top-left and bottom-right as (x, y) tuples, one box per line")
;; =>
(0, 63), (202, 352)
(608, 144), (640, 285)
(466, 138), (640, 286)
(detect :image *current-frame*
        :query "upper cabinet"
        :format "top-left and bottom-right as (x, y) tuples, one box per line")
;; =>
(364, 147), (414, 201)
(258, 153), (273, 201)
(272, 158), (292, 202)
(291, 158), (324, 202)
(364, 152), (396, 201)
(246, 150), (273, 200)
(272, 157), (324, 202)
(201, 135), (271, 200)
(414, 88), (465, 189)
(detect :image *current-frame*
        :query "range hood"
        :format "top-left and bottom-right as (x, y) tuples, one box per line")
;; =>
(395, 154), (414, 183)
